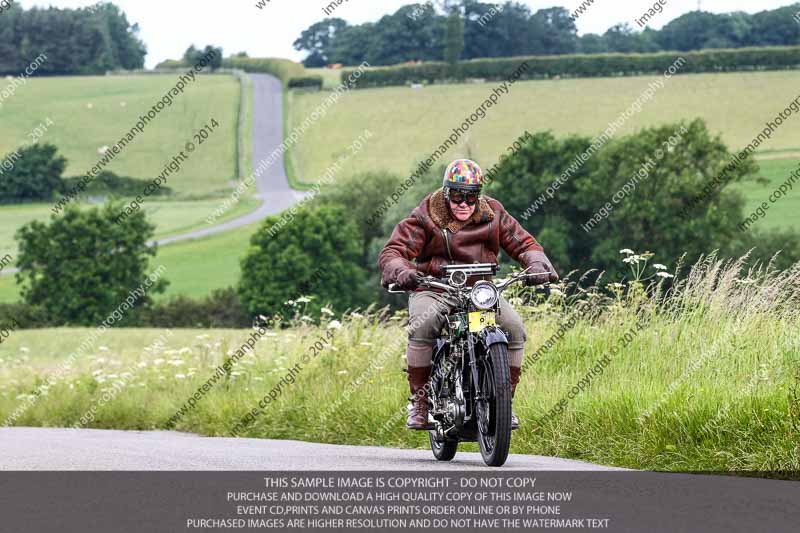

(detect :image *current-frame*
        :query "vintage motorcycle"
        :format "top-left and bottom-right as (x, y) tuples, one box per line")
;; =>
(390, 263), (548, 467)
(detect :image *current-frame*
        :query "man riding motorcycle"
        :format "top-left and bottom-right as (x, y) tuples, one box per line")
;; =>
(378, 159), (558, 430)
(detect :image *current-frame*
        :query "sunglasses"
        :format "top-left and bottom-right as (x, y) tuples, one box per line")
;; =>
(448, 192), (479, 206)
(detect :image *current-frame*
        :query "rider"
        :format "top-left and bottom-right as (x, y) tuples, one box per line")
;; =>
(378, 159), (558, 430)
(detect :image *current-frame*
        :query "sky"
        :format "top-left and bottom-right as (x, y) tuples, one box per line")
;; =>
(18, 0), (800, 68)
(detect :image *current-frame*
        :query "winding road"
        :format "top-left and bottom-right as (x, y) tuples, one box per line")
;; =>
(0, 73), (304, 274)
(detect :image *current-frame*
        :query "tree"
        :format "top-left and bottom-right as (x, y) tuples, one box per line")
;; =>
(486, 120), (770, 278)
(15, 203), (166, 326)
(444, 6), (465, 67)
(238, 205), (369, 319)
(293, 18), (348, 66)
(0, 2), (145, 75)
(0, 144), (66, 204)
(184, 44), (222, 70)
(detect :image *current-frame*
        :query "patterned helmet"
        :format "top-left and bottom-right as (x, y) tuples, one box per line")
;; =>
(443, 159), (483, 192)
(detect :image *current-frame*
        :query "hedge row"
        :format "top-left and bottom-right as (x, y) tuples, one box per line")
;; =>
(0, 288), (251, 330)
(154, 57), (306, 86)
(287, 76), (324, 90)
(221, 57), (306, 85)
(341, 46), (800, 88)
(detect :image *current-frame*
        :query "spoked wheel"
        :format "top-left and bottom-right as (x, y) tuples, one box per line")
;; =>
(476, 343), (512, 467)
(429, 431), (458, 461)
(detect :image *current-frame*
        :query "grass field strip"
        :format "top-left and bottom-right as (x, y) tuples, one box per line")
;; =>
(538, 319), (647, 427)
(113, 118), (221, 225)
(681, 90), (800, 217)
(638, 323), (737, 422)
(266, 129), (372, 238)
(0, 52), (46, 108)
(738, 160), (800, 232)
(231, 328), (336, 436)
(320, 298), (451, 437)
(1, 265), (166, 427)
(364, 60), (531, 227)
(205, 63), (369, 225)
(164, 326), (272, 429)
(72, 330), (174, 428)
(519, 56), (686, 223)
(51, 49), (220, 215)
(0, 117), (55, 182)
(581, 124), (689, 233)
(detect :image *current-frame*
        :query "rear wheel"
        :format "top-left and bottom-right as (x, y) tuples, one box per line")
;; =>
(476, 343), (512, 467)
(429, 432), (458, 461)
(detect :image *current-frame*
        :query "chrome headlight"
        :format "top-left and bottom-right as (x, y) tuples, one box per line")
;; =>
(470, 281), (499, 310)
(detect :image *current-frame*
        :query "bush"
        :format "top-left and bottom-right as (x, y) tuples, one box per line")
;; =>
(15, 203), (166, 326)
(486, 119), (771, 278)
(61, 171), (173, 198)
(0, 144), (66, 204)
(139, 288), (250, 328)
(287, 76), (324, 90)
(238, 204), (370, 319)
(222, 57), (306, 85)
(341, 45), (800, 88)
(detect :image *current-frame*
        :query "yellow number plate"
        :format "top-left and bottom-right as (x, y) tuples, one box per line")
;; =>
(468, 311), (496, 333)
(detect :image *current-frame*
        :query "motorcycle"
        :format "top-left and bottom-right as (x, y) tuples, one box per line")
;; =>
(389, 263), (549, 467)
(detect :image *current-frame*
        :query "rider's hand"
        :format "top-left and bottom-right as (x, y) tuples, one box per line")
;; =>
(397, 269), (424, 290)
(524, 251), (559, 285)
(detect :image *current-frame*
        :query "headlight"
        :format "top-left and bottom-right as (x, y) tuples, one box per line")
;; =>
(470, 282), (498, 310)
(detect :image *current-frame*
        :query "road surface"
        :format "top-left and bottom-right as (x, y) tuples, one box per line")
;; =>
(0, 73), (305, 275)
(0, 427), (624, 471)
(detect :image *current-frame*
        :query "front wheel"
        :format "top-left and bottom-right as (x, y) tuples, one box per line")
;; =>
(429, 432), (458, 461)
(476, 343), (512, 467)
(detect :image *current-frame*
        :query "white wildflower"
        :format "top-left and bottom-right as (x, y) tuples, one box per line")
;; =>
(300, 315), (313, 322)
(337, 370), (349, 375)
(653, 264), (667, 271)
(327, 320), (342, 330)
(297, 297), (312, 304)
(620, 249), (634, 255)
(174, 374), (186, 380)
(656, 272), (674, 279)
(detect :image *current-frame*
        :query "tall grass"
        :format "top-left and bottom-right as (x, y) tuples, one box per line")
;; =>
(0, 253), (798, 471)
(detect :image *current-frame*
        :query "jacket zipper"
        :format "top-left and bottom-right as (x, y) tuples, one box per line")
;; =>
(442, 229), (453, 261)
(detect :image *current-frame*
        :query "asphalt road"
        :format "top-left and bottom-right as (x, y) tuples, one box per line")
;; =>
(0, 73), (305, 274)
(0, 427), (625, 471)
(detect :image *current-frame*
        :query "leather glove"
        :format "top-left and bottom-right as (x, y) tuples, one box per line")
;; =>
(396, 269), (424, 290)
(523, 251), (559, 286)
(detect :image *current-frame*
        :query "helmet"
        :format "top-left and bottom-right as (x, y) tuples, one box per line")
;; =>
(443, 159), (483, 193)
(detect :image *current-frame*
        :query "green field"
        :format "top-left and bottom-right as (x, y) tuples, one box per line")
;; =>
(0, 219), (260, 302)
(2, 254), (798, 471)
(0, 75), (241, 198)
(288, 71), (800, 186)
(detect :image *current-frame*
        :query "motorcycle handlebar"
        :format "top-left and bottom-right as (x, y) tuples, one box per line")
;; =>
(387, 271), (555, 294)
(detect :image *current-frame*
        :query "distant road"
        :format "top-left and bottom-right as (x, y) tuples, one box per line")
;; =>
(0, 427), (625, 470)
(0, 73), (305, 276)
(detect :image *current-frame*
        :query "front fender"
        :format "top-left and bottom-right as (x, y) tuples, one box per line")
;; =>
(478, 326), (508, 351)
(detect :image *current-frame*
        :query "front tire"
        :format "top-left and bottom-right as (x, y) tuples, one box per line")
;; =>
(429, 433), (458, 461)
(477, 342), (512, 467)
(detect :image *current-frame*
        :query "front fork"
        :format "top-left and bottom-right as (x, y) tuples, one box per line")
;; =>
(469, 326), (509, 409)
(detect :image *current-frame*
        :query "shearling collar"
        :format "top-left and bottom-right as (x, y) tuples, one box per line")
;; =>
(428, 188), (494, 233)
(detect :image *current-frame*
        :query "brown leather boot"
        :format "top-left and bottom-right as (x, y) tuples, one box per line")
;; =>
(510, 366), (521, 430)
(407, 366), (432, 430)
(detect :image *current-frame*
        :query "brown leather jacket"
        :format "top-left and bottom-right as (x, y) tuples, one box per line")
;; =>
(379, 188), (553, 286)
